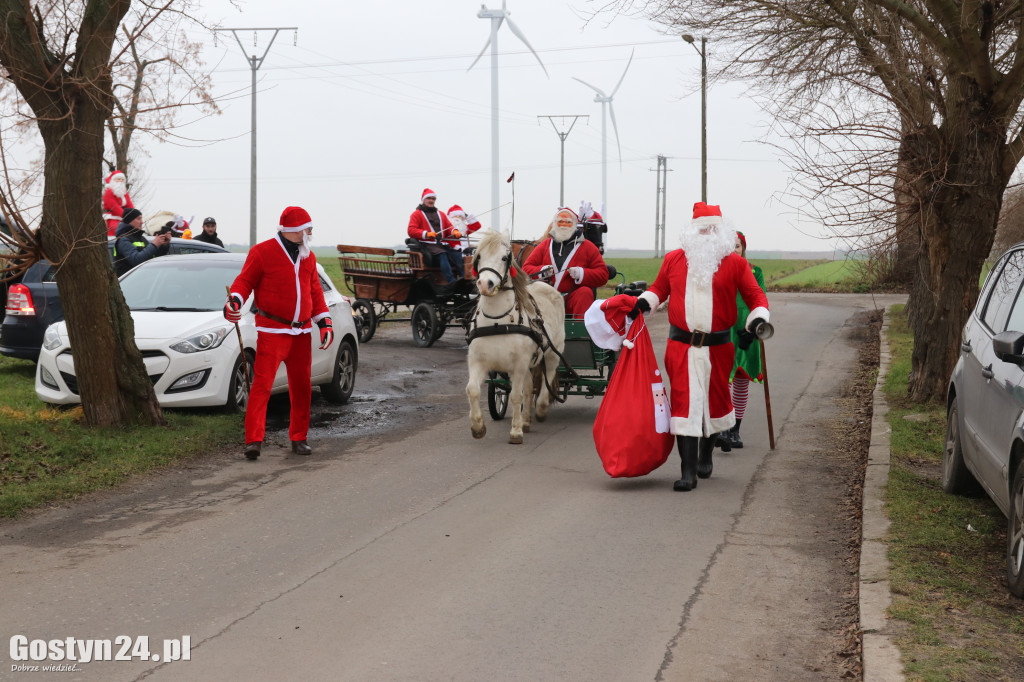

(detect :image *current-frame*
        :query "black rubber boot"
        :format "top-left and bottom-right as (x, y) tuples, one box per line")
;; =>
(673, 436), (698, 492)
(716, 429), (732, 453)
(697, 435), (714, 479)
(729, 419), (744, 449)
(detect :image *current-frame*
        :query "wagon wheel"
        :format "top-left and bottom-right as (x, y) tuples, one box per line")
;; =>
(487, 372), (509, 420)
(411, 301), (439, 347)
(432, 308), (449, 341)
(352, 299), (376, 343)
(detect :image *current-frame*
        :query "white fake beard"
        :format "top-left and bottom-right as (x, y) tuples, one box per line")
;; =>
(679, 223), (736, 288)
(109, 180), (127, 199)
(550, 223), (575, 243)
(299, 231), (311, 259)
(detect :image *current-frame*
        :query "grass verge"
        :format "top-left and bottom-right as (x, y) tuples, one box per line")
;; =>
(0, 355), (241, 519)
(884, 305), (1024, 680)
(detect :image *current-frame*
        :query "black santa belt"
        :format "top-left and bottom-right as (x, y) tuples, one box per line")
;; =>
(668, 325), (731, 348)
(253, 307), (310, 329)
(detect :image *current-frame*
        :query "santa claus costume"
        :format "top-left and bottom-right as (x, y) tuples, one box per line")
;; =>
(635, 202), (769, 491)
(446, 204), (482, 250)
(522, 207), (609, 318)
(225, 206), (333, 459)
(407, 188), (462, 283)
(102, 170), (134, 237)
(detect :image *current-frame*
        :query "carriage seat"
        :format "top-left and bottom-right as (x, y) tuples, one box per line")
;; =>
(404, 237), (436, 268)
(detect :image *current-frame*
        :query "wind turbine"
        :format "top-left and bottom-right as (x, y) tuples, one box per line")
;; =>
(572, 49), (634, 220)
(469, 1), (548, 229)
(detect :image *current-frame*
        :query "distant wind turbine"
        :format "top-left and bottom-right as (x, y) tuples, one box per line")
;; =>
(469, 1), (548, 229)
(572, 49), (634, 219)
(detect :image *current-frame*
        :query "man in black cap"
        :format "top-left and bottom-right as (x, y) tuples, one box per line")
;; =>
(112, 207), (171, 277)
(194, 216), (224, 247)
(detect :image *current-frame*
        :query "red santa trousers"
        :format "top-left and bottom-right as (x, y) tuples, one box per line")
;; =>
(245, 331), (312, 443)
(565, 287), (595, 318)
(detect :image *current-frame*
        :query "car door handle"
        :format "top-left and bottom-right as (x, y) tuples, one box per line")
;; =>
(982, 364), (994, 380)
(961, 340), (972, 353)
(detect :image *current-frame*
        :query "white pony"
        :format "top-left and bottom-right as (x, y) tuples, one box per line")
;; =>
(466, 229), (565, 444)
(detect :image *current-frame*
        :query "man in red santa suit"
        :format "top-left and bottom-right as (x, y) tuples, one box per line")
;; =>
(224, 206), (334, 460)
(521, 207), (609, 318)
(102, 170), (134, 237)
(630, 202), (769, 492)
(446, 204), (482, 252)
(407, 188), (463, 285)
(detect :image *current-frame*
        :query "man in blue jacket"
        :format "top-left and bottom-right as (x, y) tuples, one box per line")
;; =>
(112, 208), (170, 277)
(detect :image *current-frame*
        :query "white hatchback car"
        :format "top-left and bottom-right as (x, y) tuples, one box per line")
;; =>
(35, 252), (358, 412)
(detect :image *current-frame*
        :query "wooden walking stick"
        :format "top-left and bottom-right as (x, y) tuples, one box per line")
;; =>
(225, 286), (253, 388)
(759, 339), (775, 449)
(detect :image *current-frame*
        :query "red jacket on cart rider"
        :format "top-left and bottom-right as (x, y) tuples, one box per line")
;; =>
(522, 207), (609, 318)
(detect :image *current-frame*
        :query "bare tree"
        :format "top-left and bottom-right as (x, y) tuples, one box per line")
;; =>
(106, 9), (220, 178)
(603, 0), (1024, 402)
(0, 0), (174, 427)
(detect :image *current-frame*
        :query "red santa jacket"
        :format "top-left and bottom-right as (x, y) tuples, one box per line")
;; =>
(229, 236), (330, 335)
(522, 236), (609, 294)
(102, 188), (134, 236)
(646, 250), (768, 335)
(407, 209), (457, 248)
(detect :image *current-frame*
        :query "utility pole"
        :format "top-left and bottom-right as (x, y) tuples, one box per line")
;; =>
(682, 34), (708, 202)
(537, 115), (588, 206)
(215, 27), (297, 248)
(652, 155), (670, 257)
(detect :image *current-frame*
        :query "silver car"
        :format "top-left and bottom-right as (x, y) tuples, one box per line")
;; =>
(945, 243), (1024, 598)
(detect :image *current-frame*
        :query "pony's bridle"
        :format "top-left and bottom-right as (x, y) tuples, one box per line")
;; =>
(472, 247), (518, 292)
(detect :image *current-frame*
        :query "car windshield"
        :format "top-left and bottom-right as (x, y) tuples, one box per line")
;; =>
(121, 260), (241, 311)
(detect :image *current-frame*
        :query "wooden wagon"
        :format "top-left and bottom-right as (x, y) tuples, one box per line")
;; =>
(336, 244), (478, 347)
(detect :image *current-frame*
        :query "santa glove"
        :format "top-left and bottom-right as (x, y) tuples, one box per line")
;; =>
(317, 317), (334, 350)
(426, 231), (437, 239)
(223, 296), (242, 323)
(452, 229), (462, 238)
(568, 266), (584, 284)
(466, 213), (477, 224)
(628, 297), (650, 320)
(736, 329), (756, 351)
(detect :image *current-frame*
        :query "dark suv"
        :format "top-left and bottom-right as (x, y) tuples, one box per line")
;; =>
(945, 241), (1024, 598)
(1, 237), (227, 361)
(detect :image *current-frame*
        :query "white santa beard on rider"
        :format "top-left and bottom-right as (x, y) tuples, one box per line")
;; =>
(110, 182), (127, 199)
(679, 224), (735, 288)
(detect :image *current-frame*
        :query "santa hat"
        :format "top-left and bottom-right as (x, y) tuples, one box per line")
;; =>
(105, 170), (125, 185)
(554, 207), (579, 223)
(447, 204), (466, 218)
(692, 201), (723, 227)
(584, 294), (639, 351)
(421, 188), (436, 201)
(737, 231), (746, 249)
(278, 206), (313, 233)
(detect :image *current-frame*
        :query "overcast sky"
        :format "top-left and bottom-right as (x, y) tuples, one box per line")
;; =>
(143, 0), (838, 254)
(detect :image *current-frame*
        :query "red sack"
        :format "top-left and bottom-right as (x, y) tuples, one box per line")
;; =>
(592, 314), (675, 477)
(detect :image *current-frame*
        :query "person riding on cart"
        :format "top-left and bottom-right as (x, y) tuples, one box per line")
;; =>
(522, 207), (609, 319)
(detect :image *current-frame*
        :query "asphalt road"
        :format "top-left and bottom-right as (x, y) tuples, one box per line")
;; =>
(0, 293), (905, 681)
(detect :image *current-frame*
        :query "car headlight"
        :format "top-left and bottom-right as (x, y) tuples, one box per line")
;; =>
(169, 326), (231, 354)
(43, 325), (63, 351)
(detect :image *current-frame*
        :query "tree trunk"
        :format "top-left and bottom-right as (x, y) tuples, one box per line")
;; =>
(904, 88), (1008, 403)
(37, 102), (164, 427)
(893, 126), (920, 288)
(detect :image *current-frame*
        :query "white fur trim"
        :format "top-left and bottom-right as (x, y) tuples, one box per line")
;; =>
(745, 306), (769, 331)
(692, 215), (723, 227)
(583, 300), (624, 351)
(279, 220), (312, 233)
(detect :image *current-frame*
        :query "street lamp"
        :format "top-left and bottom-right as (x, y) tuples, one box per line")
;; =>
(682, 34), (707, 203)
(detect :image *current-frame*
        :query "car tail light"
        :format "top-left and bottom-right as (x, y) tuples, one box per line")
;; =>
(5, 284), (35, 316)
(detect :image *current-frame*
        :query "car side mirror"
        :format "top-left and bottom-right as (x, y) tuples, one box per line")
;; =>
(993, 330), (1024, 365)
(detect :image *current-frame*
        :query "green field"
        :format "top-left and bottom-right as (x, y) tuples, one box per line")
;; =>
(772, 260), (867, 291)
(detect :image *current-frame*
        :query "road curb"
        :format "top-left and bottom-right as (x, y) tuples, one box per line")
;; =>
(860, 307), (905, 681)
